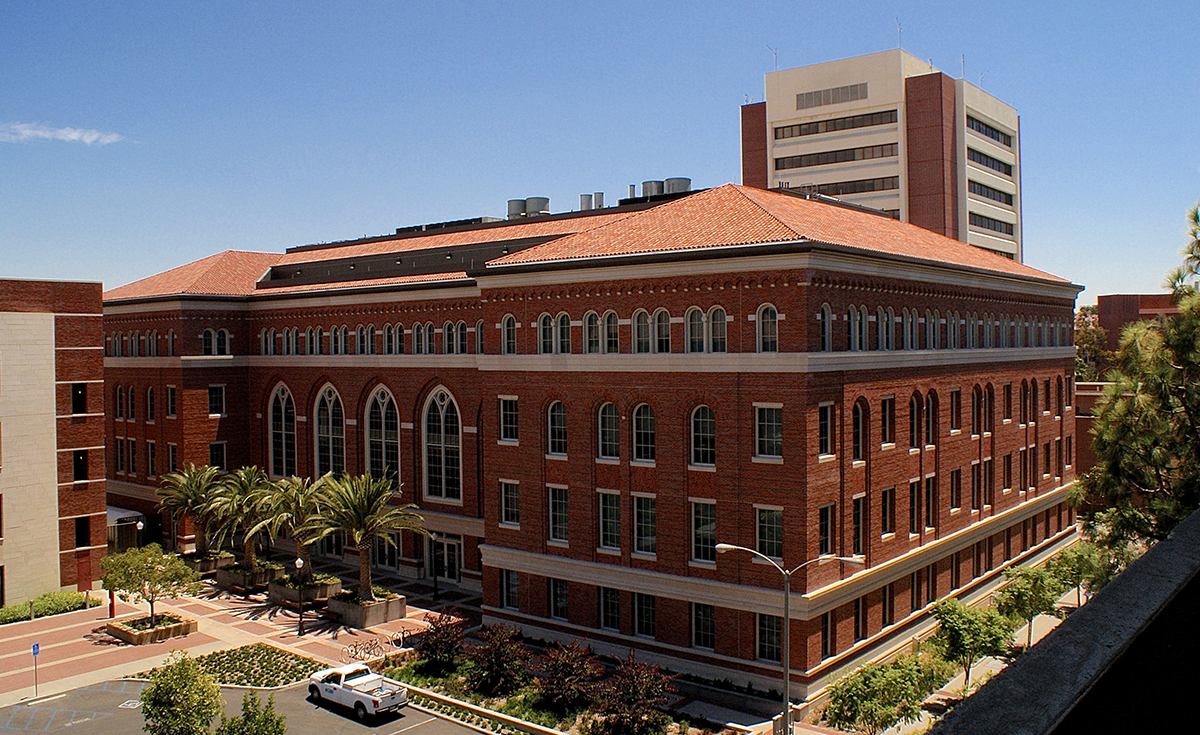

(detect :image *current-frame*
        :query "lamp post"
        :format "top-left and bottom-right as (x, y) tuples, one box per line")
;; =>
(135, 520), (144, 549)
(294, 557), (306, 636)
(715, 543), (864, 735)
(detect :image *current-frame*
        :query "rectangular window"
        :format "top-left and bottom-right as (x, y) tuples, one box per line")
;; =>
(634, 496), (657, 554)
(598, 492), (621, 550)
(882, 583), (894, 626)
(500, 481), (520, 526)
(969, 212), (1015, 236)
(968, 147), (1013, 177)
(501, 569), (519, 609)
(116, 439), (125, 473)
(1020, 448), (1028, 490)
(950, 390), (961, 431)
(1055, 439), (1064, 477)
(969, 179), (1015, 206)
(73, 449), (88, 482)
(1065, 436), (1073, 467)
(775, 142), (898, 171)
(692, 603), (716, 649)
(819, 504), (835, 555)
(548, 487), (569, 542)
(1004, 454), (1013, 490)
(634, 593), (656, 637)
(549, 578), (569, 619)
(911, 572), (921, 612)
(984, 459), (995, 505)
(967, 115), (1012, 147)
(818, 404), (835, 455)
(775, 108), (897, 139)
(950, 468), (962, 509)
(880, 397), (895, 443)
(1044, 442), (1052, 476)
(924, 477), (937, 529)
(166, 386), (176, 417)
(759, 613), (782, 662)
(1003, 384), (1013, 419)
(972, 463), (982, 510)
(880, 487), (894, 535)
(813, 176), (900, 197)
(147, 442), (156, 478)
(852, 496), (864, 555)
(854, 597), (866, 641)
(71, 383), (87, 415)
(209, 442), (226, 470)
(756, 407), (782, 458)
(168, 444), (178, 473)
(127, 439), (136, 475)
(207, 385), (225, 416)
(926, 564), (937, 604)
(600, 588), (620, 630)
(691, 502), (716, 562)
(74, 516), (90, 548)
(909, 481), (919, 534)
(499, 399), (518, 441)
(757, 507), (783, 558)
(796, 81), (868, 110)
(821, 612), (834, 659)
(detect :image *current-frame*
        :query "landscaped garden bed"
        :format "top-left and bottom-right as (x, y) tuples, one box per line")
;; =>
(136, 642), (323, 687)
(107, 614), (198, 645)
(215, 561), (285, 590)
(0, 591), (102, 625)
(328, 586), (405, 628)
(180, 549), (234, 574)
(267, 572), (342, 605)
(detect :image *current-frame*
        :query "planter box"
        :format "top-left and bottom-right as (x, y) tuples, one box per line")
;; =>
(182, 554), (235, 574)
(328, 594), (406, 629)
(215, 565), (284, 590)
(107, 617), (198, 645)
(267, 578), (342, 605)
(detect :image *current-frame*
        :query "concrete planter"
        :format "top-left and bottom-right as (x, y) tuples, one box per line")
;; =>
(267, 578), (342, 605)
(182, 553), (235, 575)
(328, 594), (406, 629)
(215, 565), (284, 591)
(107, 617), (198, 645)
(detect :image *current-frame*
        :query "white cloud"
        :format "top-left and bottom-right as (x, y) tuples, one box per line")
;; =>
(0, 122), (123, 145)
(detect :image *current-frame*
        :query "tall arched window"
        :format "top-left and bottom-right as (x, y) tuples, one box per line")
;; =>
(604, 311), (619, 353)
(128, 387), (136, 420)
(502, 315), (517, 355)
(758, 305), (778, 352)
(539, 315), (554, 354)
(367, 388), (399, 482)
(885, 309), (895, 350)
(270, 385), (296, 477)
(384, 325), (395, 354)
(633, 404), (656, 461)
(444, 322), (455, 354)
(365, 325), (376, 354)
(475, 320), (484, 354)
(315, 386), (345, 476)
(147, 331), (158, 357)
(925, 391), (938, 446)
(584, 313), (600, 354)
(971, 385), (983, 436)
(557, 314), (570, 354)
(547, 401), (567, 455)
(691, 406), (715, 465)
(129, 332), (139, 357)
(852, 400), (868, 461)
(654, 310), (671, 353)
(710, 307), (727, 353)
(687, 308), (705, 353)
(458, 321), (468, 354)
(116, 385), (125, 418)
(819, 304), (832, 352)
(357, 326), (367, 354)
(414, 324), (425, 354)
(147, 387), (156, 421)
(598, 403), (619, 459)
(216, 329), (228, 355)
(634, 311), (651, 354)
(424, 323), (435, 354)
(848, 308), (860, 351)
(424, 390), (461, 500)
(909, 393), (923, 448)
(202, 329), (215, 355)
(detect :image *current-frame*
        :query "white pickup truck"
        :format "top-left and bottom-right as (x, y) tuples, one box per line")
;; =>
(308, 663), (409, 721)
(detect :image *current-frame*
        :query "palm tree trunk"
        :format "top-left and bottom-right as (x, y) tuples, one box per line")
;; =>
(244, 530), (257, 569)
(358, 542), (373, 601)
(299, 543), (313, 583)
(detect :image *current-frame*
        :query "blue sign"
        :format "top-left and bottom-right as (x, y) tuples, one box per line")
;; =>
(32, 643), (39, 657)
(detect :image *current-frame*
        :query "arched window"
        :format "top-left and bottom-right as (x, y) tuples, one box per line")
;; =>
(852, 400), (868, 461)
(687, 309), (705, 353)
(367, 388), (399, 482)
(691, 406), (715, 465)
(654, 310), (671, 353)
(458, 321), (468, 354)
(604, 311), (619, 353)
(129, 332), (138, 357)
(598, 403), (619, 459)
(925, 391), (938, 446)
(584, 313), (600, 354)
(270, 385), (296, 477)
(357, 326), (367, 354)
(847, 308), (860, 351)
(475, 320), (484, 354)
(633, 404), (656, 461)
(286, 328), (296, 355)
(819, 304), (832, 352)
(216, 329), (228, 355)
(547, 401), (567, 455)
(502, 315), (517, 355)
(634, 310), (651, 354)
(365, 325), (376, 354)
(147, 331), (158, 357)
(202, 329), (215, 355)
(167, 329), (176, 357)
(909, 393), (923, 448)
(115, 385), (125, 419)
(312, 327), (323, 355)
(331, 326), (342, 355)
(758, 305), (778, 352)
(539, 315), (554, 354)
(424, 390), (461, 500)
(383, 325), (394, 354)
(885, 309), (896, 350)
(557, 314), (570, 354)
(425, 323), (435, 353)
(315, 386), (345, 476)
(443, 322), (455, 355)
(147, 387), (156, 421)
(971, 385), (984, 436)
(128, 387), (136, 420)
(710, 307), (727, 353)
(985, 384), (996, 432)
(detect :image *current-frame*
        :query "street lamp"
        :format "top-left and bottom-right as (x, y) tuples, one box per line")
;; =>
(715, 543), (864, 734)
(294, 557), (306, 636)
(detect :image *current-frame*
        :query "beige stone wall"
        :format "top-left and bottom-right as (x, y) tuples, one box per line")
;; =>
(0, 311), (62, 605)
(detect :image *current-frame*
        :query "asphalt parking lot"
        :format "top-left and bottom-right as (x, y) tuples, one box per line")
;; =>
(0, 680), (472, 735)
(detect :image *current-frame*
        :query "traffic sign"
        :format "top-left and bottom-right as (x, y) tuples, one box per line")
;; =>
(31, 643), (39, 657)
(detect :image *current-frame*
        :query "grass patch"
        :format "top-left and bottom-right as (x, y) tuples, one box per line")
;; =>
(0, 591), (102, 626)
(273, 572), (340, 589)
(137, 643), (323, 687)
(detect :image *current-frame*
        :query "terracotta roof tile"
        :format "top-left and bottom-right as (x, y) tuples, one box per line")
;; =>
(104, 251), (282, 301)
(255, 271), (470, 296)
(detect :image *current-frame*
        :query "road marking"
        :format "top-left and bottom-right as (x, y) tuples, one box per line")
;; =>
(387, 715), (436, 734)
(22, 694), (64, 706)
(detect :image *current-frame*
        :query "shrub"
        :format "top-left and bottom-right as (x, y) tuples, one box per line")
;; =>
(536, 640), (603, 714)
(587, 651), (674, 735)
(0, 591), (100, 625)
(465, 625), (530, 695)
(215, 691), (287, 735)
(823, 654), (945, 735)
(141, 651), (223, 735)
(416, 608), (466, 673)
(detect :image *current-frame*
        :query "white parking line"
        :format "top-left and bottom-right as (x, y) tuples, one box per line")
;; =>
(21, 694), (65, 706)
(387, 715), (436, 734)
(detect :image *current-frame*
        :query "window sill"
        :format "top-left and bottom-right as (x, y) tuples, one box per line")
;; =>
(880, 532), (895, 541)
(752, 456), (784, 465)
(423, 496), (464, 507)
(983, 432), (992, 438)
(498, 522), (520, 531)
(852, 459), (866, 469)
(688, 463), (717, 473)
(597, 547), (621, 556)
(208, 413), (225, 419)
(924, 526), (937, 534)
(497, 439), (519, 447)
(971, 434), (980, 441)
(971, 508), (980, 515)
(631, 551), (658, 562)
(547, 539), (569, 549)
(881, 442), (896, 451)
(688, 559), (717, 570)
(949, 429), (961, 436)
(908, 447), (920, 455)
(908, 533), (920, 541)
(146, 420), (154, 426)
(545, 453), (568, 461)
(949, 507), (961, 515)
(924, 444), (936, 451)
(630, 459), (656, 469)
(595, 457), (620, 465)
(818, 453), (836, 464)
(1003, 418), (1012, 425)
(166, 415), (176, 420)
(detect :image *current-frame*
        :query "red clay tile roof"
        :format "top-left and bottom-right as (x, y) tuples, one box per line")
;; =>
(487, 184), (1069, 284)
(275, 210), (634, 267)
(255, 271), (471, 296)
(104, 250), (282, 301)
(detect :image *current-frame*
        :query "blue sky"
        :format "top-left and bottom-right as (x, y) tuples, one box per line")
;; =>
(2, 1), (1197, 304)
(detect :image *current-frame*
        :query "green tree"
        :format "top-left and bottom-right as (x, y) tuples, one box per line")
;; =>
(1073, 305), (1109, 381)
(260, 474), (329, 583)
(588, 651), (675, 735)
(465, 624), (531, 695)
(933, 599), (1011, 689)
(207, 465), (276, 569)
(157, 463), (224, 556)
(100, 543), (202, 623)
(415, 608), (466, 674)
(141, 650), (223, 735)
(215, 691), (287, 735)
(536, 640), (604, 714)
(1048, 543), (1102, 608)
(995, 566), (1064, 649)
(301, 473), (427, 601)
(823, 654), (940, 735)
(1075, 200), (1200, 546)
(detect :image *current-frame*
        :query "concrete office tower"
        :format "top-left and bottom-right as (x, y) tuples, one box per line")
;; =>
(742, 49), (1023, 261)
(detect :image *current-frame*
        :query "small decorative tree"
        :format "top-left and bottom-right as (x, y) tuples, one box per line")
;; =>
(465, 624), (530, 695)
(215, 691), (287, 735)
(536, 640), (604, 714)
(207, 465), (276, 569)
(261, 474), (329, 584)
(100, 543), (202, 623)
(934, 598), (1011, 689)
(588, 651), (675, 735)
(141, 650), (223, 735)
(157, 463), (224, 556)
(416, 608), (466, 675)
(995, 565), (1065, 649)
(1048, 543), (1102, 608)
(823, 654), (941, 735)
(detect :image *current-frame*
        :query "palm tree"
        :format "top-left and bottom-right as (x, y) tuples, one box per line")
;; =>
(260, 474), (329, 583)
(206, 465), (275, 569)
(303, 473), (427, 601)
(157, 464), (224, 556)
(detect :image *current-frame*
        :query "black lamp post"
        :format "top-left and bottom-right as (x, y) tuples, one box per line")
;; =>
(294, 557), (306, 636)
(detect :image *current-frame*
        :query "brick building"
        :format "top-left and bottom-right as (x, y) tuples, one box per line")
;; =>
(103, 184), (1080, 696)
(0, 279), (106, 606)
